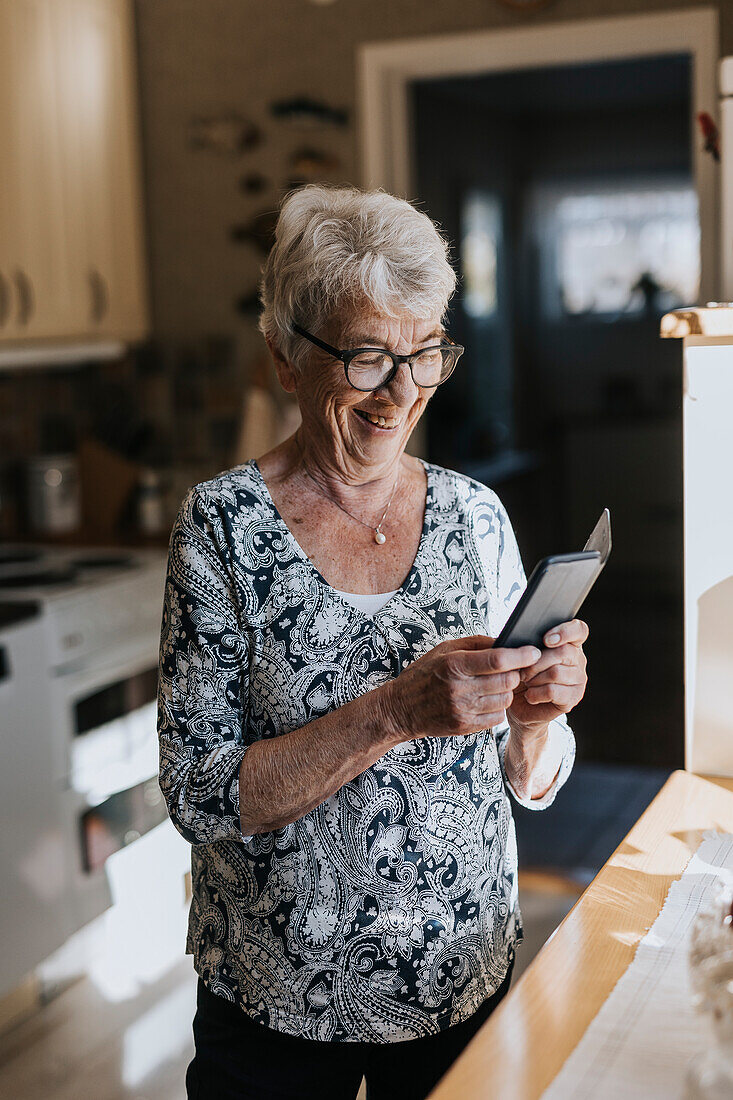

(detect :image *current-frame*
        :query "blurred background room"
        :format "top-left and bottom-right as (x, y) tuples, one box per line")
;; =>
(0, 1), (732, 1096)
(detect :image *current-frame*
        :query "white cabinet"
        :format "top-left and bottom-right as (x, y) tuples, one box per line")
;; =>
(0, 0), (72, 341)
(661, 307), (733, 776)
(0, 0), (148, 352)
(53, 0), (148, 341)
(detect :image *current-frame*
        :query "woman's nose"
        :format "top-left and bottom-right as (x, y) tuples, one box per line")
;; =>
(379, 361), (420, 407)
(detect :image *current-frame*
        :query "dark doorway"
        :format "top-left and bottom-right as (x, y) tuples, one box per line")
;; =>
(413, 54), (695, 769)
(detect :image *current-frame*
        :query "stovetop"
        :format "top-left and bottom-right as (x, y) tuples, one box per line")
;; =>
(0, 544), (166, 600)
(0, 600), (41, 629)
(0, 543), (169, 661)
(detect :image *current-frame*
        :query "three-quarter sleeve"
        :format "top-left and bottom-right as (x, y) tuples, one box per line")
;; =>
(493, 713), (575, 811)
(473, 487), (576, 811)
(157, 486), (252, 845)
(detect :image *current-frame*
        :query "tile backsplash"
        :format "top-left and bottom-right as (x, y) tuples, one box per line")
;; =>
(0, 335), (256, 540)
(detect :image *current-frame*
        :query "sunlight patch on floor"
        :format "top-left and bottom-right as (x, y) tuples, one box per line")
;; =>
(0, 887), (577, 1099)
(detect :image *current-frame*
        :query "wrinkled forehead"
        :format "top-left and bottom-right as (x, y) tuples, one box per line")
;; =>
(335, 312), (445, 349)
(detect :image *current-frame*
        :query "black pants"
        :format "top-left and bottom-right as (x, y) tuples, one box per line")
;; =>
(186, 960), (514, 1100)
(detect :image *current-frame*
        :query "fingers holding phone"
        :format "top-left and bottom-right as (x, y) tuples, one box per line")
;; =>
(381, 634), (541, 743)
(508, 619), (589, 733)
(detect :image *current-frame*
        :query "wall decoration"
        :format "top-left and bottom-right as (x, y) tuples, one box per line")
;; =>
(188, 112), (262, 156)
(288, 146), (343, 185)
(269, 96), (348, 128)
(697, 111), (721, 161)
(234, 291), (261, 317)
(230, 105), (352, 323)
(240, 171), (270, 194)
(229, 208), (278, 253)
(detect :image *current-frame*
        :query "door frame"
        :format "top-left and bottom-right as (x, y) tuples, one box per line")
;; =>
(357, 7), (720, 301)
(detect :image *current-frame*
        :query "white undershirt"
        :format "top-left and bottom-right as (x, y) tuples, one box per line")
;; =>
(332, 588), (399, 615)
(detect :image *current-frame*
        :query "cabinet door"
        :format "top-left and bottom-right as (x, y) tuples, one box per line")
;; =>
(1, 0), (76, 341)
(54, 0), (148, 342)
(0, 1), (20, 340)
(105, 0), (149, 339)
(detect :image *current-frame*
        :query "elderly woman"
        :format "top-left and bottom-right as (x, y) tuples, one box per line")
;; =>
(158, 185), (588, 1100)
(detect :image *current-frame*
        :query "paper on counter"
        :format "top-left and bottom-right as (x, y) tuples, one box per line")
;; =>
(540, 831), (733, 1100)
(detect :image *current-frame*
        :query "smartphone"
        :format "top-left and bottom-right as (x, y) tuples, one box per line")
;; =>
(494, 551), (603, 649)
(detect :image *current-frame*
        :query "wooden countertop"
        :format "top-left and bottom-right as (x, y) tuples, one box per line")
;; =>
(429, 770), (733, 1100)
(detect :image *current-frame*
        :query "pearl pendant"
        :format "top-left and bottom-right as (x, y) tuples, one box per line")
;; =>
(374, 529), (386, 545)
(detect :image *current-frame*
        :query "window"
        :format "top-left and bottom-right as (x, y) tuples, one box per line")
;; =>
(533, 180), (700, 318)
(461, 192), (501, 319)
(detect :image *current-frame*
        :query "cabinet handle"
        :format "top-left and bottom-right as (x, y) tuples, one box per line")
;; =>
(0, 273), (9, 328)
(14, 269), (34, 326)
(88, 269), (109, 324)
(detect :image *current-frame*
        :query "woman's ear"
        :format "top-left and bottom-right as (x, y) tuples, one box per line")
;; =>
(266, 337), (298, 394)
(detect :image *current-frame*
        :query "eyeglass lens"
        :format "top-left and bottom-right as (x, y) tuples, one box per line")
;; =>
(346, 347), (459, 391)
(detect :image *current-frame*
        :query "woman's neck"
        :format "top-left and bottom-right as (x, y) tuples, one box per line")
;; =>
(291, 431), (406, 511)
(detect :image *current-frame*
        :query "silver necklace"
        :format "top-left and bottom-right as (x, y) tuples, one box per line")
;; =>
(299, 458), (400, 545)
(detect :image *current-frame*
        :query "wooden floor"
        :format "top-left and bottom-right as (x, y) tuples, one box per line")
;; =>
(0, 888), (575, 1100)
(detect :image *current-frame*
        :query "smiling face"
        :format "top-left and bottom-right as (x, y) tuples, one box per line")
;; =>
(271, 308), (444, 483)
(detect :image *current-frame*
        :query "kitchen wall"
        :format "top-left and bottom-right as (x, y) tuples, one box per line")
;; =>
(1, 0), (729, 540)
(0, 336), (246, 539)
(134, 0), (731, 349)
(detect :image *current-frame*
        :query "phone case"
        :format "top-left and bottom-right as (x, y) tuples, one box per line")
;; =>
(495, 551), (603, 649)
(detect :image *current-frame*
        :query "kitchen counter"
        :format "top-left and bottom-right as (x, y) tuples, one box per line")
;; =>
(428, 770), (733, 1100)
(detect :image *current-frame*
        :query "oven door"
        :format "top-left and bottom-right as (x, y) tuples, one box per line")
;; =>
(54, 635), (188, 932)
(0, 611), (77, 998)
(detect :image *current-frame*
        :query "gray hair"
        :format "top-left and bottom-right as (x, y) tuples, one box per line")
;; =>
(258, 185), (457, 368)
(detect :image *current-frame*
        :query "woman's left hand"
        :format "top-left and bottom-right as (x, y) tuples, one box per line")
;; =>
(506, 618), (589, 735)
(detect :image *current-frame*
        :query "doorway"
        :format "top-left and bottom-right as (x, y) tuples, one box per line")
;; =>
(359, 13), (718, 769)
(412, 54), (693, 769)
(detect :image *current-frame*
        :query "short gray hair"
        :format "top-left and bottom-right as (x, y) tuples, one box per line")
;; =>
(258, 185), (457, 367)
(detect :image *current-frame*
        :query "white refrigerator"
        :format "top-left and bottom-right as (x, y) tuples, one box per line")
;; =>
(661, 304), (733, 776)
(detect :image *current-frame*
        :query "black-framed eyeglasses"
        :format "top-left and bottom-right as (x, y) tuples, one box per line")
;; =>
(292, 323), (464, 392)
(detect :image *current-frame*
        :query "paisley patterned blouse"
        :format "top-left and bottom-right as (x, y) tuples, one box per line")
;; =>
(157, 459), (575, 1043)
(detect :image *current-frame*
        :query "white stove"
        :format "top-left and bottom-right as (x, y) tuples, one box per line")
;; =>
(0, 545), (167, 665)
(0, 542), (189, 999)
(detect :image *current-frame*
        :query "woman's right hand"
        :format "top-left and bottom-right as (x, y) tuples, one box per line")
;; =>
(381, 635), (541, 744)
